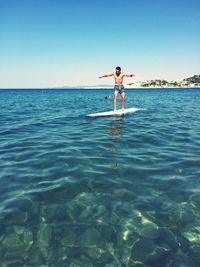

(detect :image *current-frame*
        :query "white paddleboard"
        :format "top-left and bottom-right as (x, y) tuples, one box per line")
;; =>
(86, 107), (141, 117)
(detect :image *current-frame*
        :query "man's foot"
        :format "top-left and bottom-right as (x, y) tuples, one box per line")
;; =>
(122, 108), (125, 112)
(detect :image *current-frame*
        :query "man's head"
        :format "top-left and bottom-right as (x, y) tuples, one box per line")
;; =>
(115, 66), (121, 76)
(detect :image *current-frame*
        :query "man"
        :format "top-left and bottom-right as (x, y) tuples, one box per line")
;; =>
(99, 66), (135, 111)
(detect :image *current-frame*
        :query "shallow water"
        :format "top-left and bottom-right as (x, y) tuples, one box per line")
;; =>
(0, 88), (200, 267)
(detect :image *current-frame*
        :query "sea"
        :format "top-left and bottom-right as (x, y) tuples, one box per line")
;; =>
(0, 88), (200, 267)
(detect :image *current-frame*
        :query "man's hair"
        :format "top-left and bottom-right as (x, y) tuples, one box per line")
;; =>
(116, 66), (121, 71)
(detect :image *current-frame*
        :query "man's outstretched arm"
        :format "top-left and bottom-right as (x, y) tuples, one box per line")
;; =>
(98, 73), (113, 79)
(124, 73), (135, 77)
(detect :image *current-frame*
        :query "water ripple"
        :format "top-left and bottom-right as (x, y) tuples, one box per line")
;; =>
(0, 89), (200, 266)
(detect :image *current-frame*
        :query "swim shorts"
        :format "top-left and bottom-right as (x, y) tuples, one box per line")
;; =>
(114, 85), (125, 94)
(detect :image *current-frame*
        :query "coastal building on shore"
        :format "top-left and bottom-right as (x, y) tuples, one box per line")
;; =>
(125, 75), (200, 88)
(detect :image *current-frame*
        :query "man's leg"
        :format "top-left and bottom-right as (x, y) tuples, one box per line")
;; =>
(114, 91), (118, 111)
(121, 92), (126, 111)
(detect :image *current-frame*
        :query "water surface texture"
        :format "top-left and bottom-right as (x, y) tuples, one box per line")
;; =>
(0, 89), (200, 267)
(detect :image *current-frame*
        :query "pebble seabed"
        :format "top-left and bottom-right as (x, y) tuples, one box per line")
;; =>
(0, 188), (200, 267)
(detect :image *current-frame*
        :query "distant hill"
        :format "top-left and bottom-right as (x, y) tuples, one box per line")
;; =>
(184, 75), (200, 83)
(52, 75), (200, 89)
(126, 74), (200, 88)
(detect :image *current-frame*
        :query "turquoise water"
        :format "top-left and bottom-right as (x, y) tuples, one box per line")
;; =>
(0, 88), (200, 267)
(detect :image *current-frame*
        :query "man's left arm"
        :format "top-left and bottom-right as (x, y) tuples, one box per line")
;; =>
(124, 73), (135, 77)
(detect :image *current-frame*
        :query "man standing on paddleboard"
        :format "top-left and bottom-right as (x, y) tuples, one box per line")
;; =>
(98, 66), (135, 111)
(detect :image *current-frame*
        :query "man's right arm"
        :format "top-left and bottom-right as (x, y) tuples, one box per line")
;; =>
(98, 73), (113, 79)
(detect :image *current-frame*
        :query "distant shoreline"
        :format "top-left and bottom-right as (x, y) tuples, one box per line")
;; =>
(0, 87), (200, 90)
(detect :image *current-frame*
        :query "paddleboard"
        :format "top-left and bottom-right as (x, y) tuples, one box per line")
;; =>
(86, 107), (141, 117)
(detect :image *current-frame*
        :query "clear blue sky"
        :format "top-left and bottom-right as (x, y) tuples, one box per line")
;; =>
(0, 0), (200, 88)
